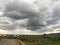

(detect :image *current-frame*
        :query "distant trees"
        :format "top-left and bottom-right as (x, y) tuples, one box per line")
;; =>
(0, 36), (1, 40)
(0, 35), (2, 40)
(43, 34), (47, 38)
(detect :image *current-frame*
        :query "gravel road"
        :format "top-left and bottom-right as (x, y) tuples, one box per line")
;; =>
(0, 39), (25, 45)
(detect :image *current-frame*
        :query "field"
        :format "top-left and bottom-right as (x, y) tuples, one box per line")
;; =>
(0, 35), (60, 45)
(14, 35), (60, 45)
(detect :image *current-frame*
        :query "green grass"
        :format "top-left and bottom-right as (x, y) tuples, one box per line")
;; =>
(16, 36), (60, 45)
(4, 35), (60, 45)
(22, 38), (60, 45)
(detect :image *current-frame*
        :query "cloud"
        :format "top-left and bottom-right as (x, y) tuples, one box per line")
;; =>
(46, 2), (60, 32)
(4, 0), (39, 20)
(0, 29), (41, 35)
(0, 0), (60, 34)
(1, 0), (49, 32)
(47, 3), (60, 25)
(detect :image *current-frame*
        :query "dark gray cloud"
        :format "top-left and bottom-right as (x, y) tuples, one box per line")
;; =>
(47, 4), (60, 25)
(1, 0), (60, 33)
(4, 1), (39, 20)
(2, 0), (48, 31)
(26, 17), (45, 30)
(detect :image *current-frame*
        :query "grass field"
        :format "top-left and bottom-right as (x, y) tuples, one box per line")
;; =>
(15, 35), (60, 45)
(0, 35), (60, 45)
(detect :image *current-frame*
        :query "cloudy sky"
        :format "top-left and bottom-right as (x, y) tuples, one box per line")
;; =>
(0, 0), (60, 35)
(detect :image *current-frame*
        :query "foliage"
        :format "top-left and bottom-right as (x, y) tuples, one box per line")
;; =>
(1, 35), (60, 45)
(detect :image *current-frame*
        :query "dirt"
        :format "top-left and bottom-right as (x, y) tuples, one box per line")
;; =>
(0, 39), (25, 45)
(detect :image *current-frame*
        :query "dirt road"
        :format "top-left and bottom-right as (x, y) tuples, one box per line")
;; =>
(0, 39), (25, 45)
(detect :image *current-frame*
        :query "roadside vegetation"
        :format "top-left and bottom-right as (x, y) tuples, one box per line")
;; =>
(13, 34), (60, 45)
(0, 34), (60, 45)
(20, 36), (60, 45)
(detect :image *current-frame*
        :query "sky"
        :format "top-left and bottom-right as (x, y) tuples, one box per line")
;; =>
(0, 0), (60, 35)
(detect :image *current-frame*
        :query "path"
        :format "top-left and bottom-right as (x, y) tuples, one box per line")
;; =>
(0, 39), (25, 45)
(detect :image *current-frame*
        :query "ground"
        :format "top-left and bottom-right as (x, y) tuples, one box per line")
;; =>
(0, 39), (25, 45)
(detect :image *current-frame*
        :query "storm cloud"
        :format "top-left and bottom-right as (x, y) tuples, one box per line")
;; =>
(0, 0), (60, 34)
(1, 0), (49, 31)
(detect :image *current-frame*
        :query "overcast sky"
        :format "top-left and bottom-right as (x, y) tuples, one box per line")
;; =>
(0, 0), (60, 35)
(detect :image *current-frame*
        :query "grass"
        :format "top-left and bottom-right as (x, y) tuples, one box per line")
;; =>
(23, 41), (35, 45)
(22, 39), (60, 45)
(0, 35), (60, 45)
(16, 35), (60, 45)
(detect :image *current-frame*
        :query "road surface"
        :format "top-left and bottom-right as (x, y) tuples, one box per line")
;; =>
(0, 39), (25, 45)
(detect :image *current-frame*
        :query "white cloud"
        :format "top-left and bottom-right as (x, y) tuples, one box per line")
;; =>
(0, 29), (41, 35)
(0, 11), (3, 16)
(44, 28), (60, 34)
